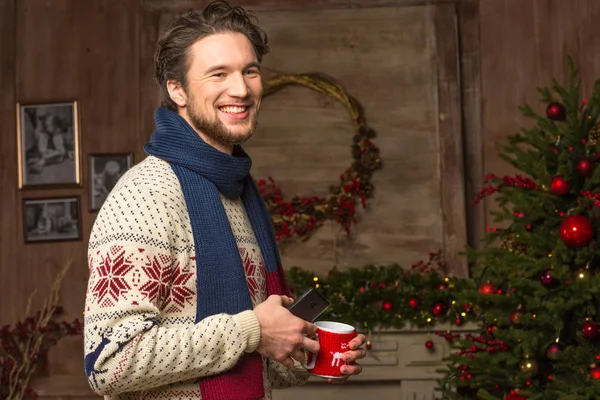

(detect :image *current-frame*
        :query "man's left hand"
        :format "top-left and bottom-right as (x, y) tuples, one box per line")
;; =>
(327, 333), (367, 384)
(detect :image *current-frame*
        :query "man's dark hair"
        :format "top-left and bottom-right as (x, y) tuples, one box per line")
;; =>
(154, 0), (269, 111)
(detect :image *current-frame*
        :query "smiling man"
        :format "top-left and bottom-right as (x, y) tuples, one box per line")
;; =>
(83, 1), (366, 400)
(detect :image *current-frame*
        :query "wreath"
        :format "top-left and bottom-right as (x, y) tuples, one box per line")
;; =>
(258, 73), (382, 243)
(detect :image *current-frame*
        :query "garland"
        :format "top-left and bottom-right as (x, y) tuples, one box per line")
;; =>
(285, 252), (475, 343)
(258, 73), (382, 243)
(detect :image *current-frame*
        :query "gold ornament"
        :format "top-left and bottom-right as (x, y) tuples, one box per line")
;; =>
(589, 124), (600, 145)
(500, 234), (528, 255)
(520, 357), (539, 376)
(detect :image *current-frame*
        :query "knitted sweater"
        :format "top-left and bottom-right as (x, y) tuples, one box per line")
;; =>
(84, 155), (310, 399)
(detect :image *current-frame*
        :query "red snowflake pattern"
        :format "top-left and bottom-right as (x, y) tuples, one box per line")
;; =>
(163, 261), (195, 313)
(92, 246), (135, 307)
(138, 253), (172, 304)
(240, 248), (267, 305)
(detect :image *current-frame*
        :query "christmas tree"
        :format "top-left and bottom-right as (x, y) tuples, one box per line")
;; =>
(438, 59), (600, 400)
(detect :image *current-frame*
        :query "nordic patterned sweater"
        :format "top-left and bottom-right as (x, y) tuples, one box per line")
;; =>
(84, 155), (310, 399)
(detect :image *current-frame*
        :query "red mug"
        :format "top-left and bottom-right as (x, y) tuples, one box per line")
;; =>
(302, 321), (357, 379)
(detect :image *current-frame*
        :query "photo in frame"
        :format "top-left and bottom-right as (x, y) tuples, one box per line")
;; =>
(22, 196), (82, 243)
(17, 101), (80, 188)
(89, 153), (134, 211)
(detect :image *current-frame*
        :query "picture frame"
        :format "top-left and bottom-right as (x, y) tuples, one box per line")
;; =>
(89, 153), (134, 211)
(16, 101), (81, 189)
(22, 196), (82, 243)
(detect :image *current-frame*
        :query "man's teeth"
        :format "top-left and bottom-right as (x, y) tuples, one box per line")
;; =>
(220, 106), (247, 113)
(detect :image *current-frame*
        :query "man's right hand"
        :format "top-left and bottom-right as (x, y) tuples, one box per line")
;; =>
(253, 294), (320, 368)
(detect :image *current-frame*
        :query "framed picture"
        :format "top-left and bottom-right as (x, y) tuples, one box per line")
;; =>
(89, 153), (134, 211)
(22, 196), (82, 243)
(16, 101), (80, 188)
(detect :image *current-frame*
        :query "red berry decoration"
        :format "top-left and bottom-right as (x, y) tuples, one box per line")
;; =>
(576, 157), (594, 176)
(478, 282), (496, 295)
(540, 269), (559, 289)
(425, 340), (434, 350)
(432, 303), (448, 318)
(546, 102), (566, 121)
(590, 365), (600, 379)
(582, 321), (600, 340)
(550, 175), (571, 195)
(560, 215), (593, 247)
(408, 298), (420, 310)
(382, 301), (392, 311)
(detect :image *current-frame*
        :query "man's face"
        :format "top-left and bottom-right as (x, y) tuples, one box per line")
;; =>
(177, 32), (263, 151)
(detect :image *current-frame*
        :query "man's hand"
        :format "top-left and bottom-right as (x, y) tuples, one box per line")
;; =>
(327, 333), (367, 384)
(253, 295), (320, 368)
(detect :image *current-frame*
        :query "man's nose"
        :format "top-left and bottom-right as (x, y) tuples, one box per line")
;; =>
(228, 73), (249, 98)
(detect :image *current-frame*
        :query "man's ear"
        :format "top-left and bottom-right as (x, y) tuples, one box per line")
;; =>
(166, 80), (188, 107)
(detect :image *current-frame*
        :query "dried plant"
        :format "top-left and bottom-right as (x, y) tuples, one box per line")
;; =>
(0, 259), (82, 399)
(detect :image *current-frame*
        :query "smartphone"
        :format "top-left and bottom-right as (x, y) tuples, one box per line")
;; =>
(287, 288), (330, 322)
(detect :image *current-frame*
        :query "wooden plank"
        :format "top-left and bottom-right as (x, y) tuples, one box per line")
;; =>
(0, 0), (17, 325)
(457, 0), (485, 252)
(432, 4), (468, 277)
(12, 0), (139, 396)
(143, 0), (462, 13)
(143, 0), (350, 12)
(479, 0), (538, 228)
(137, 6), (161, 157)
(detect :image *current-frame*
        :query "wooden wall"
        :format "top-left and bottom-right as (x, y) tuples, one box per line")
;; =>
(1, 0), (600, 398)
(479, 0), (600, 224)
(0, 0), (159, 397)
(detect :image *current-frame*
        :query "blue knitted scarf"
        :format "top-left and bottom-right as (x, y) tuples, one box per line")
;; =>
(144, 107), (288, 400)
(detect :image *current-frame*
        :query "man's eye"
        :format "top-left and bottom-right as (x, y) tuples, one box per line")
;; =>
(212, 73), (226, 77)
(244, 69), (259, 75)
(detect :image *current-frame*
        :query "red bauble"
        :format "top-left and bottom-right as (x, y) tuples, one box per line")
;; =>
(576, 157), (594, 176)
(540, 269), (559, 289)
(425, 340), (434, 350)
(478, 282), (496, 295)
(510, 310), (524, 326)
(444, 333), (453, 341)
(545, 343), (561, 360)
(560, 215), (593, 247)
(382, 301), (392, 311)
(432, 303), (448, 317)
(590, 365), (600, 379)
(408, 298), (420, 310)
(583, 321), (600, 340)
(546, 102), (566, 121)
(550, 175), (571, 195)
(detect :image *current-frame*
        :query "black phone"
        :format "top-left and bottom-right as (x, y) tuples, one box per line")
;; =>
(287, 288), (330, 322)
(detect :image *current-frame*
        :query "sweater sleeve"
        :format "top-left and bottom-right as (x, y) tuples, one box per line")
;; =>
(83, 176), (261, 396)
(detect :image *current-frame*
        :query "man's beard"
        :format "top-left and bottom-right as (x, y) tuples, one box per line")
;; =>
(188, 99), (258, 147)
